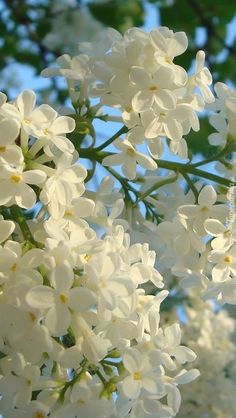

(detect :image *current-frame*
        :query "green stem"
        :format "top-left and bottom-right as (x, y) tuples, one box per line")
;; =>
(58, 358), (89, 402)
(95, 368), (107, 385)
(78, 149), (236, 188)
(156, 159), (236, 187)
(105, 166), (134, 200)
(10, 205), (40, 246)
(102, 359), (122, 366)
(135, 173), (178, 205)
(191, 148), (229, 167)
(94, 126), (128, 152)
(181, 172), (199, 202)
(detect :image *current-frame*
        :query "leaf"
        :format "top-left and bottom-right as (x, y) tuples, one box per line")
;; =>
(67, 115), (95, 148)
(88, 0), (145, 32)
(185, 117), (217, 158)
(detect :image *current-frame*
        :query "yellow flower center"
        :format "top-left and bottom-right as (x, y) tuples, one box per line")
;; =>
(0, 146), (6, 152)
(64, 210), (74, 218)
(83, 254), (90, 262)
(10, 174), (22, 183)
(43, 128), (50, 136)
(23, 118), (31, 124)
(59, 292), (69, 304)
(29, 312), (37, 322)
(224, 255), (233, 264)
(127, 147), (136, 157)
(99, 278), (106, 288)
(10, 263), (17, 272)
(133, 372), (141, 380)
(125, 105), (133, 113)
(35, 412), (46, 418)
(149, 85), (158, 92)
(165, 57), (172, 64)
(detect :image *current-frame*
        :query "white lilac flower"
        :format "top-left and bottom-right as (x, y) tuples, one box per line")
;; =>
(150, 27), (188, 86)
(130, 66), (177, 113)
(204, 218), (236, 250)
(0, 352), (40, 408)
(178, 185), (228, 236)
(208, 113), (228, 147)
(0, 165), (46, 209)
(0, 90), (55, 145)
(102, 139), (157, 180)
(29, 111), (75, 158)
(208, 244), (236, 282)
(85, 253), (135, 311)
(40, 152), (87, 217)
(26, 263), (96, 336)
(121, 348), (165, 399)
(189, 51), (214, 103)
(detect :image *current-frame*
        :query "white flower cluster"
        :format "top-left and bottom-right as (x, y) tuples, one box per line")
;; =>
(42, 27), (214, 179)
(2, 22), (236, 418)
(177, 301), (236, 418)
(208, 82), (236, 147)
(141, 181), (236, 304)
(0, 89), (199, 418)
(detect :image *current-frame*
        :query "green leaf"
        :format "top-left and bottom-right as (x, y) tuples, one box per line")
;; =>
(185, 117), (217, 158)
(67, 115), (95, 148)
(88, 0), (144, 32)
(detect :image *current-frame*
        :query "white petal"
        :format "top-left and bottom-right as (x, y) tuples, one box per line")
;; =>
(0, 119), (20, 146)
(46, 304), (70, 336)
(145, 119), (162, 139)
(14, 183), (36, 209)
(142, 377), (164, 395)
(17, 90), (36, 117)
(170, 32), (188, 57)
(0, 220), (15, 243)
(122, 376), (141, 399)
(23, 170), (46, 185)
(129, 66), (151, 87)
(166, 384), (181, 414)
(178, 205), (198, 219)
(136, 152), (157, 170)
(122, 158), (137, 180)
(51, 116), (75, 134)
(132, 90), (153, 113)
(164, 119), (182, 140)
(21, 248), (44, 267)
(51, 263), (74, 292)
(102, 153), (125, 167)
(208, 132), (226, 146)
(174, 368), (200, 384)
(123, 349), (140, 373)
(165, 323), (181, 346)
(173, 346), (196, 363)
(69, 287), (96, 311)
(26, 286), (54, 309)
(204, 219), (226, 236)
(198, 185), (216, 206)
(72, 197), (95, 217)
(155, 90), (176, 110)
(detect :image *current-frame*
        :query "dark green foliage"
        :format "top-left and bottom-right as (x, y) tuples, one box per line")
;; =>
(88, 0), (145, 32)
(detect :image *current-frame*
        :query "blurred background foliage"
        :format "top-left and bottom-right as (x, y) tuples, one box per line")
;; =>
(0, 0), (236, 157)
